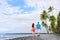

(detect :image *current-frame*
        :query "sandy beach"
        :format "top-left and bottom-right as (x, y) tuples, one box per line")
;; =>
(7, 34), (60, 40)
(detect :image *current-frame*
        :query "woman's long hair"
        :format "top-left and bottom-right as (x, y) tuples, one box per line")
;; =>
(32, 23), (34, 28)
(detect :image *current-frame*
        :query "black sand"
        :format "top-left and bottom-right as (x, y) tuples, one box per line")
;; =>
(7, 34), (60, 40)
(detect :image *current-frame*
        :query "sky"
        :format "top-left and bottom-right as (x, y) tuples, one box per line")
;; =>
(0, 0), (60, 33)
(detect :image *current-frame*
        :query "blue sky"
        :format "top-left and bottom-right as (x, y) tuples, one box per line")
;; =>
(0, 0), (60, 33)
(7, 0), (35, 14)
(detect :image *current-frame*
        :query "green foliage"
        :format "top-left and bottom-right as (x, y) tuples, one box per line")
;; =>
(41, 10), (49, 33)
(56, 11), (60, 33)
(49, 15), (56, 22)
(42, 21), (48, 28)
(49, 21), (56, 32)
(48, 6), (53, 13)
(41, 10), (48, 20)
(49, 26), (51, 31)
(40, 6), (60, 33)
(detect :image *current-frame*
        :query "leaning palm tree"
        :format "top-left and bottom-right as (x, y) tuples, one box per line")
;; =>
(49, 15), (56, 33)
(41, 10), (49, 33)
(40, 6), (54, 33)
(47, 6), (54, 32)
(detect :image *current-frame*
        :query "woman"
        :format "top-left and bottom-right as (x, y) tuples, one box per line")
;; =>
(31, 23), (35, 36)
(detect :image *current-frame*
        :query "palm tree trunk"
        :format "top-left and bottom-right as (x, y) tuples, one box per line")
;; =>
(45, 27), (49, 33)
(45, 20), (49, 33)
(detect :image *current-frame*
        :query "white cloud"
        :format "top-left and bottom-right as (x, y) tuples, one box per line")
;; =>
(25, 0), (60, 10)
(0, 0), (23, 33)
(0, 1), (21, 15)
(0, 27), (8, 32)
(7, 9), (42, 33)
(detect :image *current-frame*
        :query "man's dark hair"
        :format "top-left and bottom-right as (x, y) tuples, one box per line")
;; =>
(38, 22), (39, 24)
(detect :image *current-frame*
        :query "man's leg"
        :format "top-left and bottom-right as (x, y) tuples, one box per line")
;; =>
(37, 29), (40, 36)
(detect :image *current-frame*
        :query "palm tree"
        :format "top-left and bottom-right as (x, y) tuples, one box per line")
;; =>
(41, 10), (49, 33)
(48, 6), (53, 13)
(56, 11), (60, 33)
(40, 6), (60, 33)
(47, 6), (54, 33)
(40, 6), (54, 33)
(41, 10), (48, 20)
(49, 15), (56, 33)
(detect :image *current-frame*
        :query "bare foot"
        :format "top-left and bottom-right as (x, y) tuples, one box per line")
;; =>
(37, 34), (40, 37)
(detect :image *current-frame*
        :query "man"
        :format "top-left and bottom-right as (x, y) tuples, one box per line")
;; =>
(36, 22), (41, 36)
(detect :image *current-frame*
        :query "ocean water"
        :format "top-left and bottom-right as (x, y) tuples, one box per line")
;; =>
(0, 33), (32, 40)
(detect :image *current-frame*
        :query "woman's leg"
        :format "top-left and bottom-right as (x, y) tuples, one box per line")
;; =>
(32, 31), (34, 36)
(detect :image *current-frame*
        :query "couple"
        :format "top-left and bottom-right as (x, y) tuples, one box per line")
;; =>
(31, 22), (41, 36)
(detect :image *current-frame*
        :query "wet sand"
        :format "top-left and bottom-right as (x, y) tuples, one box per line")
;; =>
(7, 34), (60, 40)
